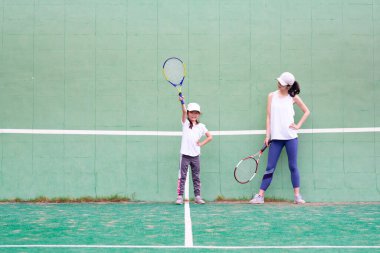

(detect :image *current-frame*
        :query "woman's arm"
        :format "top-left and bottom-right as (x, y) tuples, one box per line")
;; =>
(291, 95), (310, 130)
(197, 131), (213, 147)
(265, 93), (273, 146)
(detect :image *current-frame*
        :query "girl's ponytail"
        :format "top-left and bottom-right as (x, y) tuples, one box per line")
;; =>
(188, 118), (199, 129)
(288, 81), (300, 97)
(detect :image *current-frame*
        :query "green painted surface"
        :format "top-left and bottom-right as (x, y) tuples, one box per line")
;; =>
(192, 203), (380, 246)
(0, 0), (379, 201)
(0, 203), (184, 246)
(0, 203), (379, 252)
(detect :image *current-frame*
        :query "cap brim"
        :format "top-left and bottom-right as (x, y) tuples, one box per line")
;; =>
(276, 78), (287, 86)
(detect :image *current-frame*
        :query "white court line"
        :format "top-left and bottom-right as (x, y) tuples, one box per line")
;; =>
(0, 127), (379, 136)
(184, 170), (193, 247)
(0, 245), (379, 249)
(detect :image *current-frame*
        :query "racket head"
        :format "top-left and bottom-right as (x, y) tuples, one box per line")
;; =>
(162, 57), (186, 87)
(234, 156), (258, 184)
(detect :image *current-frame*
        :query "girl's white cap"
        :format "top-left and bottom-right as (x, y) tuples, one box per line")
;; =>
(277, 72), (295, 86)
(187, 103), (201, 112)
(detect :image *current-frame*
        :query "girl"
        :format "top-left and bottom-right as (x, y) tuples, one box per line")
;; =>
(176, 97), (212, 205)
(250, 72), (310, 204)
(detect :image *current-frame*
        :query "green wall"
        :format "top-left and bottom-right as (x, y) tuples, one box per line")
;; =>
(0, 0), (379, 202)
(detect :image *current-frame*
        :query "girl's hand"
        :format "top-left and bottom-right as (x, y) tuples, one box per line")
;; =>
(289, 123), (300, 130)
(179, 96), (184, 102)
(197, 141), (202, 147)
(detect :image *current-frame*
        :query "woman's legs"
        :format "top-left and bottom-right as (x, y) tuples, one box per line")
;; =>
(284, 138), (305, 203)
(259, 140), (285, 196)
(252, 138), (305, 204)
(284, 138), (300, 192)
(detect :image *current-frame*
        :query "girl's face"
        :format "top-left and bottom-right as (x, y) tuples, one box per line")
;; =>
(188, 111), (200, 121)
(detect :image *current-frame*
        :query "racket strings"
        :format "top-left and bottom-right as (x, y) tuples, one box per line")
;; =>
(163, 59), (185, 85)
(234, 158), (258, 183)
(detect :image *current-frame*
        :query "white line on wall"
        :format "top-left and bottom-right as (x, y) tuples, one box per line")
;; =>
(0, 245), (378, 249)
(0, 127), (379, 136)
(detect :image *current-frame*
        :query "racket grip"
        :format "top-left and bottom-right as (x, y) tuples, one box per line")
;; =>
(179, 92), (185, 104)
(260, 140), (272, 152)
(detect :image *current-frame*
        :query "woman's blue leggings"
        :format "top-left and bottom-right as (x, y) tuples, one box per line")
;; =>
(260, 138), (300, 191)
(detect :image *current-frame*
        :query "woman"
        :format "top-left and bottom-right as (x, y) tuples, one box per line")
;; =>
(250, 72), (310, 204)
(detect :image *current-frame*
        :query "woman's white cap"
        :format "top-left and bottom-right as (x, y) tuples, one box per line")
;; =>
(277, 72), (295, 86)
(187, 103), (201, 112)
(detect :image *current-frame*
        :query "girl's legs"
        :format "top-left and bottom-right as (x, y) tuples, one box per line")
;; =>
(190, 156), (201, 197)
(177, 155), (191, 196)
(190, 156), (205, 204)
(259, 140), (285, 196)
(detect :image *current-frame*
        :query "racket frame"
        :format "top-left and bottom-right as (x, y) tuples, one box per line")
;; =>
(234, 156), (259, 184)
(162, 57), (186, 102)
(233, 141), (272, 184)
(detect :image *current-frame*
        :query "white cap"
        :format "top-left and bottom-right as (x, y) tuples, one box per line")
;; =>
(276, 72), (295, 86)
(187, 103), (201, 112)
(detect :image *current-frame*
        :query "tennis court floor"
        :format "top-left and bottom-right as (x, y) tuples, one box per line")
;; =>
(0, 202), (379, 253)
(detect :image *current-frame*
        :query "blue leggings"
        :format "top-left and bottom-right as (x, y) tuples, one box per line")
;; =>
(260, 138), (300, 191)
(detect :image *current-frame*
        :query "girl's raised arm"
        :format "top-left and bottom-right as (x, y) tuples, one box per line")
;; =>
(180, 96), (187, 123)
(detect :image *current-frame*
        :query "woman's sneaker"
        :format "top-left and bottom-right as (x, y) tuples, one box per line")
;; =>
(194, 196), (205, 204)
(249, 194), (264, 204)
(176, 196), (183, 205)
(294, 195), (306, 204)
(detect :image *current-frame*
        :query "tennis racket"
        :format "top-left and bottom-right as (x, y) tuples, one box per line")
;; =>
(234, 141), (272, 184)
(162, 57), (186, 104)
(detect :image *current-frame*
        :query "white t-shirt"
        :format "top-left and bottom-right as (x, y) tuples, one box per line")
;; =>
(180, 119), (208, 157)
(270, 90), (298, 140)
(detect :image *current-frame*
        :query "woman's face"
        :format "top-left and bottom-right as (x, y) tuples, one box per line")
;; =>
(277, 82), (290, 90)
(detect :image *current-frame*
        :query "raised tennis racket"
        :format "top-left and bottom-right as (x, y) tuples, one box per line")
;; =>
(162, 57), (186, 104)
(234, 141), (272, 184)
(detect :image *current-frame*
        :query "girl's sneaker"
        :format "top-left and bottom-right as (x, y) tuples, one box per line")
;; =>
(176, 196), (183, 205)
(194, 196), (205, 204)
(249, 194), (264, 204)
(294, 195), (306, 204)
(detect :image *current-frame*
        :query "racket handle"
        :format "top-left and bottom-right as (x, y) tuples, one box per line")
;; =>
(260, 140), (272, 152)
(179, 92), (185, 105)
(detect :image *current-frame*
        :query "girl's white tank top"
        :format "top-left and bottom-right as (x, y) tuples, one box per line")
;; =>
(270, 90), (298, 140)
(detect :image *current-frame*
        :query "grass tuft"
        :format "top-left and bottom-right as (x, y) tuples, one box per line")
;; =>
(0, 195), (131, 203)
(214, 195), (288, 203)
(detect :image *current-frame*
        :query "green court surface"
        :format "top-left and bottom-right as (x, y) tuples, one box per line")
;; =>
(0, 203), (379, 253)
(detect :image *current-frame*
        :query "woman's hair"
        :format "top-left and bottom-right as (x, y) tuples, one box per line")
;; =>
(188, 117), (199, 129)
(288, 81), (300, 97)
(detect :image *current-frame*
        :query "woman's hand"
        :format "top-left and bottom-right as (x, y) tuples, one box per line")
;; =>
(289, 123), (300, 130)
(264, 137), (270, 146)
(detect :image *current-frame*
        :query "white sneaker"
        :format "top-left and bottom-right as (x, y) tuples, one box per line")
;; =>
(194, 196), (205, 204)
(294, 195), (306, 204)
(176, 196), (183, 205)
(249, 194), (264, 204)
